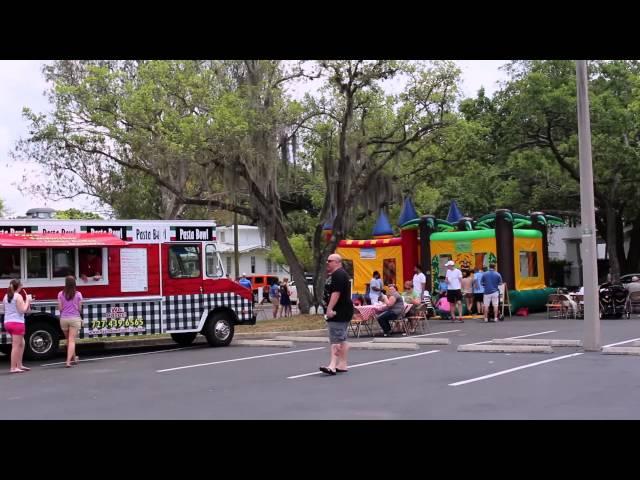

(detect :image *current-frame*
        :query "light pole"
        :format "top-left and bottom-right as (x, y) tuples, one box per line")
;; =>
(576, 60), (600, 351)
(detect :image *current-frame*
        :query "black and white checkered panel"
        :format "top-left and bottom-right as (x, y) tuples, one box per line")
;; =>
(84, 299), (162, 338)
(202, 292), (253, 323)
(163, 293), (253, 331)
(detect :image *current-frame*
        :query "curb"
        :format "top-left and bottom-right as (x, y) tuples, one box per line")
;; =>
(372, 337), (450, 345)
(59, 329), (329, 354)
(602, 346), (640, 355)
(457, 344), (553, 353)
(491, 339), (582, 347)
(350, 342), (419, 351)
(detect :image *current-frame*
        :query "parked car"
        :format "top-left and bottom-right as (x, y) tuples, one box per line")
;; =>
(244, 275), (280, 302)
(619, 273), (640, 285)
(289, 277), (314, 305)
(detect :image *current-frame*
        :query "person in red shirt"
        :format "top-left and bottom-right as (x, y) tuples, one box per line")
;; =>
(79, 249), (102, 282)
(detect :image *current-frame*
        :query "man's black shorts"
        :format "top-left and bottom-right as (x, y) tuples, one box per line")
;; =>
(447, 289), (462, 303)
(473, 293), (484, 303)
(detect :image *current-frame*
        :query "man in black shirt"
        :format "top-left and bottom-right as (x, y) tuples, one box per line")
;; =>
(319, 253), (353, 375)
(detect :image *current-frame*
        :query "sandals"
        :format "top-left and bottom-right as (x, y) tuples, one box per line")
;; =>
(336, 368), (348, 373)
(319, 366), (336, 375)
(10, 369), (24, 374)
(18, 366), (31, 371)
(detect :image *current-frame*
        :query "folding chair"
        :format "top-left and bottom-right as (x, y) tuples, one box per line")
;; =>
(628, 291), (640, 314)
(389, 303), (414, 335)
(406, 302), (431, 334)
(349, 311), (374, 338)
(546, 294), (569, 319)
(498, 283), (512, 320)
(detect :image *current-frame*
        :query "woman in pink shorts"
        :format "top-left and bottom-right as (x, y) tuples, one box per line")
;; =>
(2, 279), (31, 373)
(58, 276), (83, 368)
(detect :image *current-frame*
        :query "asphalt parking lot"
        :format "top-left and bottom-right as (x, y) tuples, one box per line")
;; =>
(1, 312), (640, 419)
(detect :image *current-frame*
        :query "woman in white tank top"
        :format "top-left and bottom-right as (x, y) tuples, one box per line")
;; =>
(2, 279), (31, 373)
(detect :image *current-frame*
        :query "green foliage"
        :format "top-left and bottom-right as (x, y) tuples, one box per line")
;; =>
(267, 234), (313, 272)
(55, 208), (102, 220)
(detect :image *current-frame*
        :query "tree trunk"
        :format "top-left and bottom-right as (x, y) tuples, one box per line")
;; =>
(626, 217), (640, 273)
(273, 216), (312, 314)
(615, 209), (626, 275)
(605, 203), (621, 282)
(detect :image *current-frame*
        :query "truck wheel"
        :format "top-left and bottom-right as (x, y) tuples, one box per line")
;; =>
(0, 344), (11, 356)
(170, 332), (198, 346)
(203, 312), (234, 347)
(25, 322), (60, 361)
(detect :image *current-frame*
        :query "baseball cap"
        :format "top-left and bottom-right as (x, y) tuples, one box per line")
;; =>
(445, 260), (455, 266)
(242, 272), (247, 276)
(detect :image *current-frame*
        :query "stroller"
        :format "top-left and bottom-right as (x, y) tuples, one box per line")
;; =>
(599, 283), (630, 319)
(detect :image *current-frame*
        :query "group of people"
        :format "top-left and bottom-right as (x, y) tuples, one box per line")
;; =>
(434, 261), (503, 323)
(268, 278), (292, 318)
(2, 275), (82, 372)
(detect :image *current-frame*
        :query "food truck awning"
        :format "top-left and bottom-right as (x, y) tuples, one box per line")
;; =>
(0, 233), (128, 248)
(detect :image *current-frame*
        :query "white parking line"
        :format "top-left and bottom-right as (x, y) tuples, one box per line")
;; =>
(603, 337), (640, 348)
(41, 346), (199, 367)
(449, 353), (583, 386)
(469, 330), (558, 346)
(157, 347), (325, 373)
(287, 350), (440, 379)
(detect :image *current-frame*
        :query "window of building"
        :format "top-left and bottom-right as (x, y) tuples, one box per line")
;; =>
(267, 258), (272, 273)
(226, 256), (232, 277)
(219, 231), (225, 243)
(0, 249), (21, 279)
(474, 253), (490, 270)
(519, 251), (539, 278)
(383, 258), (397, 286)
(251, 256), (256, 274)
(169, 245), (201, 278)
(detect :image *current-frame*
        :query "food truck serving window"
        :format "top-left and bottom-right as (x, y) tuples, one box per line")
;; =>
(4, 247), (109, 286)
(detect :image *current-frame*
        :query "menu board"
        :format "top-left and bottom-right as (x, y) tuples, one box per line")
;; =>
(120, 248), (148, 292)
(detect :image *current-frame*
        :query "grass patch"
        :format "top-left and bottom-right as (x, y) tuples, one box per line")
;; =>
(236, 314), (326, 333)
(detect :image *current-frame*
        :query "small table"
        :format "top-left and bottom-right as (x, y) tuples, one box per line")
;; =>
(354, 305), (380, 322)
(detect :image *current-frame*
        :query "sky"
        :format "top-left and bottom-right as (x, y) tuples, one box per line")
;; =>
(0, 60), (509, 218)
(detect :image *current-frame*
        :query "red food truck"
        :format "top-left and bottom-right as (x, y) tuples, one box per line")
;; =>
(0, 220), (255, 360)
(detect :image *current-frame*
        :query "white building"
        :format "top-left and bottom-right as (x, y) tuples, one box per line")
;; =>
(547, 224), (610, 287)
(216, 225), (287, 279)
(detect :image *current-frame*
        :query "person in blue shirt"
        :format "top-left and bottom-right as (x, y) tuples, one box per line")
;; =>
(269, 279), (281, 318)
(238, 273), (252, 290)
(473, 266), (485, 315)
(481, 264), (503, 323)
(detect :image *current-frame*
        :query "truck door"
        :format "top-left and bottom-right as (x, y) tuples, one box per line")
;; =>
(162, 243), (204, 296)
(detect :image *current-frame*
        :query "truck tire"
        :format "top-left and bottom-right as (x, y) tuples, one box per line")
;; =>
(170, 332), (198, 346)
(0, 344), (11, 356)
(203, 312), (234, 347)
(25, 322), (60, 361)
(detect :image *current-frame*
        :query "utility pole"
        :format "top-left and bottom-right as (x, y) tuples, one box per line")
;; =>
(234, 192), (240, 280)
(576, 60), (600, 351)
